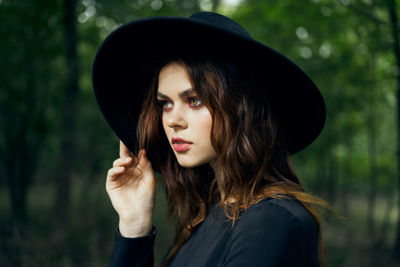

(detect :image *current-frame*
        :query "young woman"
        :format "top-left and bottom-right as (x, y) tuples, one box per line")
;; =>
(93, 12), (328, 267)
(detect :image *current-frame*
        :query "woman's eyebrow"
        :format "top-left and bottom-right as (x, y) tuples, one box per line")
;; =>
(157, 88), (195, 99)
(157, 92), (168, 98)
(178, 88), (195, 98)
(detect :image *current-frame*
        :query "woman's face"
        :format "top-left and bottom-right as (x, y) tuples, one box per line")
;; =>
(157, 62), (218, 168)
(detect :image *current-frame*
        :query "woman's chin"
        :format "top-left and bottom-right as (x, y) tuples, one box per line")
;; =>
(174, 152), (218, 169)
(175, 156), (208, 168)
(176, 159), (202, 168)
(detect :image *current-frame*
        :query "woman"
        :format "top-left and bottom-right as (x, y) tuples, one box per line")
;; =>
(93, 12), (328, 267)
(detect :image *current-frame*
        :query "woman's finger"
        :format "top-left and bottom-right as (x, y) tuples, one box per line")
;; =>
(119, 140), (131, 158)
(107, 166), (125, 179)
(113, 157), (133, 167)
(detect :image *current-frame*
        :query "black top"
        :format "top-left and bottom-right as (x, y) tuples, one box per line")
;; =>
(110, 198), (319, 267)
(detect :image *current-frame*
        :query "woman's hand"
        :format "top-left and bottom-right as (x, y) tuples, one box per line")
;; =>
(106, 141), (156, 238)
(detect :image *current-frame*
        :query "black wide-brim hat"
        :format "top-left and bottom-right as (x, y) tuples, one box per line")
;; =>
(93, 11), (326, 156)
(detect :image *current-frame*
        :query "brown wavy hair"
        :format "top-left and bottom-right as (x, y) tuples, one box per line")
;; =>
(136, 56), (329, 266)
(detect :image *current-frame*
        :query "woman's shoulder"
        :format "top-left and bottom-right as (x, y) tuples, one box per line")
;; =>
(223, 197), (319, 266)
(236, 197), (317, 235)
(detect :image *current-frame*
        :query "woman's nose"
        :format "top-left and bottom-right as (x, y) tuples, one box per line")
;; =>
(166, 107), (188, 129)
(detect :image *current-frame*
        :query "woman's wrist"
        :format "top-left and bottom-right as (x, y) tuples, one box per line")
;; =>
(119, 218), (153, 238)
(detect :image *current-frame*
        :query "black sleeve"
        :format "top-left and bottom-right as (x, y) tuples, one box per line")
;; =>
(109, 226), (156, 267)
(222, 200), (318, 267)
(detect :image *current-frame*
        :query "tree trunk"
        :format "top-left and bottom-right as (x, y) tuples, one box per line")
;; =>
(387, 0), (400, 260)
(212, 0), (221, 11)
(53, 0), (79, 245)
(3, 28), (47, 265)
(5, 139), (28, 224)
(5, 47), (44, 225)
(365, 59), (378, 243)
(366, 85), (379, 266)
(326, 150), (338, 203)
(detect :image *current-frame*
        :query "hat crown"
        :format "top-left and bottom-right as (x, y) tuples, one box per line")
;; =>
(93, 12), (325, 157)
(189, 12), (251, 38)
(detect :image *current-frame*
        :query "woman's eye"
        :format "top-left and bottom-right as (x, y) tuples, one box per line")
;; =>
(188, 97), (202, 107)
(159, 100), (173, 110)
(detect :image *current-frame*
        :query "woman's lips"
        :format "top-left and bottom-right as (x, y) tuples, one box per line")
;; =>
(172, 143), (192, 152)
(172, 137), (192, 152)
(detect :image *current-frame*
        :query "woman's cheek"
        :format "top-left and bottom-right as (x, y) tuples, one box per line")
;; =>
(191, 109), (213, 131)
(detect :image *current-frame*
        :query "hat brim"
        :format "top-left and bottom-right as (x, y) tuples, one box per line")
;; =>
(92, 16), (326, 156)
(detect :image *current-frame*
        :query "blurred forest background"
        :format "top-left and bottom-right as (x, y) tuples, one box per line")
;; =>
(1, 0), (400, 266)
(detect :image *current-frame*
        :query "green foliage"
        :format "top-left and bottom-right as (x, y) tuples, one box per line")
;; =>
(1, 0), (400, 266)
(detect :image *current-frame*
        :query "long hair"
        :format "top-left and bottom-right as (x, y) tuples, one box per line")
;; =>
(136, 56), (329, 266)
